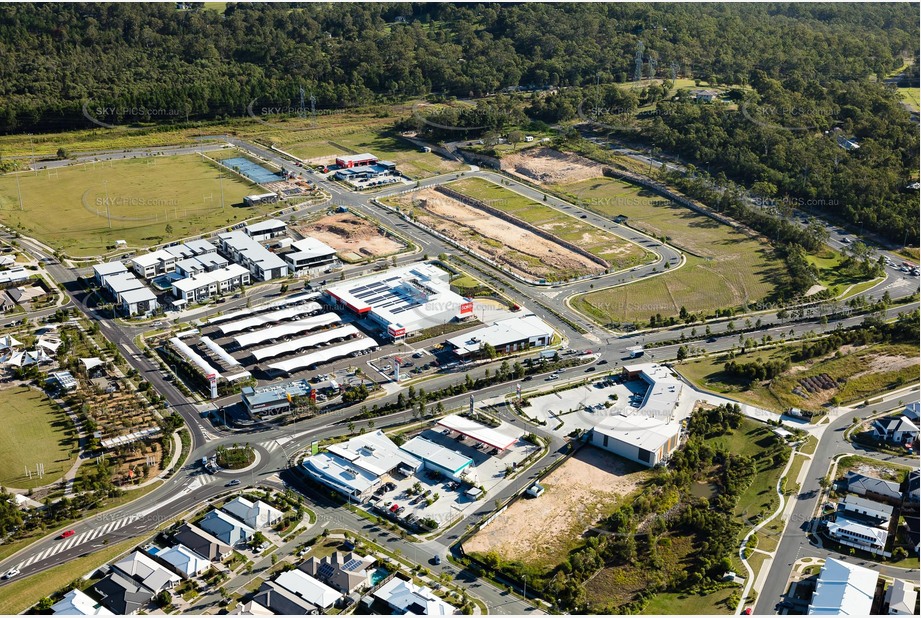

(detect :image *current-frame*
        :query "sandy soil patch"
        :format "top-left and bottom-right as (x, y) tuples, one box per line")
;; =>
(393, 188), (604, 281)
(295, 213), (405, 262)
(864, 354), (919, 374)
(463, 446), (646, 566)
(501, 147), (606, 185)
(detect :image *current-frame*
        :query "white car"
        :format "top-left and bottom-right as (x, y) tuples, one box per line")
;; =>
(4, 567), (20, 579)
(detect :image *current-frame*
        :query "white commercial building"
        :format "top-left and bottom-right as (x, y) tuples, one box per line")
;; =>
(325, 262), (473, 340)
(244, 219), (287, 242)
(301, 430), (421, 499)
(446, 314), (553, 357)
(590, 413), (681, 468)
(217, 231), (288, 282)
(120, 287), (159, 317)
(808, 558), (879, 615)
(399, 435), (474, 482)
(171, 264), (251, 302)
(621, 363), (684, 420)
(104, 272), (146, 303)
(283, 237), (338, 273)
(93, 261), (128, 287)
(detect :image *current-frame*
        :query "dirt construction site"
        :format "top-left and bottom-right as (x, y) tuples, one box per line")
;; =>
(294, 212), (406, 263)
(501, 147), (606, 185)
(390, 188), (605, 281)
(463, 446), (648, 569)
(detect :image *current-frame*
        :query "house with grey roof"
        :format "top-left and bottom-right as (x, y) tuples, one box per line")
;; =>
(92, 571), (154, 615)
(299, 551), (375, 593)
(842, 471), (903, 506)
(252, 580), (319, 615)
(173, 523), (233, 561)
(198, 509), (255, 547)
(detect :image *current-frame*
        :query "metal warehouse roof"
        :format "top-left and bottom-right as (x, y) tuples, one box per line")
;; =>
(217, 303), (321, 335)
(446, 314), (553, 355)
(206, 291), (319, 325)
(399, 436), (473, 474)
(245, 219), (287, 234)
(233, 312), (340, 348)
(592, 414), (680, 452)
(327, 430), (421, 478)
(436, 414), (522, 451)
(250, 324), (360, 362)
(808, 558), (879, 615)
(266, 337), (377, 374)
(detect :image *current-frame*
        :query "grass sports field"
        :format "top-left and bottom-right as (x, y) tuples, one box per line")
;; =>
(0, 154), (267, 256)
(561, 177), (784, 325)
(0, 386), (76, 490)
(448, 177), (647, 268)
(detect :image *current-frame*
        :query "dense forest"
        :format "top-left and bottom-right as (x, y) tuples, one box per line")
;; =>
(0, 2), (917, 242)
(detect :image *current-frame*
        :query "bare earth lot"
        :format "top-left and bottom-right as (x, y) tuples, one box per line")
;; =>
(294, 212), (405, 262)
(464, 446), (646, 568)
(501, 147), (606, 185)
(392, 188), (604, 281)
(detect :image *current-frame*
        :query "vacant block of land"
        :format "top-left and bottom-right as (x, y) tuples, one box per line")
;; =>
(463, 446), (647, 569)
(565, 177), (783, 324)
(501, 147), (607, 185)
(294, 212), (406, 262)
(0, 386), (76, 490)
(0, 154), (263, 256)
(391, 188), (604, 281)
(678, 343), (920, 413)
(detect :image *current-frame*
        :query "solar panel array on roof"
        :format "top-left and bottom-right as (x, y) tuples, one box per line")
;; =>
(341, 558), (364, 572)
(317, 563), (336, 580)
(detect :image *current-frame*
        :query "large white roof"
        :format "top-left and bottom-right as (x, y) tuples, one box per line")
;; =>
(120, 287), (157, 304)
(233, 312), (340, 348)
(172, 264), (250, 293)
(93, 261), (128, 276)
(105, 273), (145, 294)
(251, 324), (360, 362)
(200, 336), (241, 367)
(131, 249), (173, 268)
(808, 558), (879, 615)
(436, 414), (523, 451)
(267, 337), (376, 374)
(593, 413), (681, 452)
(207, 291), (320, 325)
(245, 218), (287, 234)
(217, 303), (321, 335)
(326, 430), (421, 478)
(400, 436), (473, 474)
(447, 314), (553, 354)
(373, 577), (456, 615)
(273, 569), (340, 609)
(289, 237), (337, 259)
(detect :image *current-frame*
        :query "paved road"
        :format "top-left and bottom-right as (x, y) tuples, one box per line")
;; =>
(754, 393), (920, 615)
(1, 135), (917, 615)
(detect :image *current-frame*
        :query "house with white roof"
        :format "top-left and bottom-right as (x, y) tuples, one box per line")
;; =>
(873, 416), (919, 446)
(131, 250), (177, 279)
(826, 514), (889, 554)
(51, 589), (114, 615)
(885, 579), (918, 615)
(222, 496), (283, 530)
(808, 558), (878, 615)
(372, 576), (457, 615)
(111, 550), (180, 592)
(283, 237), (338, 273)
(92, 261), (128, 287)
(120, 287), (159, 317)
(244, 219), (287, 242)
(153, 544), (212, 578)
(273, 569), (341, 609)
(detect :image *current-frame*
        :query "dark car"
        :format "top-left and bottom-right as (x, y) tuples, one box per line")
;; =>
(584, 367), (596, 372)
(523, 375), (533, 381)
(598, 359), (608, 365)
(706, 337), (718, 343)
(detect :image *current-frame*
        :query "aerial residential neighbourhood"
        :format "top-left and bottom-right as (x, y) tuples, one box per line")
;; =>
(0, 3), (918, 617)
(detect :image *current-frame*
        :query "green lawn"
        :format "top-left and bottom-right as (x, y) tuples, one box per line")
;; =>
(0, 535), (141, 615)
(642, 588), (737, 615)
(0, 386), (77, 489)
(0, 154), (267, 256)
(805, 250), (878, 297)
(561, 177), (783, 324)
(446, 177), (647, 270)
